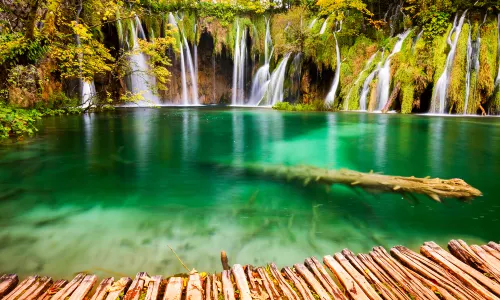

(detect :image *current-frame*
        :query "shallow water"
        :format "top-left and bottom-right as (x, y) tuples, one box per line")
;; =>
(1, 108), (499, 279)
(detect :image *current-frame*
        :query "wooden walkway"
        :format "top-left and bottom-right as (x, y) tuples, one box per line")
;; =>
(2, 239), (500, 300)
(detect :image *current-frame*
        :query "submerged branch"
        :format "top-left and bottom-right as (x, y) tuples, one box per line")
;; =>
(228, 163), (482, 203)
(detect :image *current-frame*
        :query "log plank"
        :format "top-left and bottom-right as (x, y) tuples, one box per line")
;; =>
(357, 254), (410, 300)
(40, 279), (68, 300)
(4, 275), (38, 300)
(294, 263), (331, 300)
(342, 250), (400, 300)
(256, 267), (280, 300)
(163, 277), (183, 300)
(205, 274), (212, 300)
(421, 242), (500, 299)
(124, 272), (149, 300)
(482, 245), (500, 263)
(21, 276), (53, 300)
(186, 274), (203, 300)
(0, 274), (19, 297)
(51, 273), (86, 300)
(231, 265), (251, 300)
(68, 274), (97, 300)
(222, 270), (235, 300)
(391, 246), (479, 300)
(105, 277), (133, 300)
(90, 277), (114, 300)
(323, 255), (369, 300)
(282, 266), (314, 300)
(448, 240), (500, 282)
(333, 253), (382, 300)
(304, 257), (347, 300)
(145, 275), (163, 300)
(268, 263), (299, 300)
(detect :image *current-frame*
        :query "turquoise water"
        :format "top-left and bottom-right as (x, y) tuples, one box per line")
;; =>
(1, 108), (499, 278)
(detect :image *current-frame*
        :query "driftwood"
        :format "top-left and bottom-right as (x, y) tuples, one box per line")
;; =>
(237, 163), (481, 202)
(382, 82), (401, 113)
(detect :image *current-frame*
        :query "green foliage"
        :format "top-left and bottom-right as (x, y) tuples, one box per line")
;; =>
(415, 6), (450, 40)
(272, 100), (334, 111)
(0, 33), (48, 66)
(448, 22), (469, 113)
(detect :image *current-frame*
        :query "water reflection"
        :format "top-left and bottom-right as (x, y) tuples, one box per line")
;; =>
(1, 109), (499, 279)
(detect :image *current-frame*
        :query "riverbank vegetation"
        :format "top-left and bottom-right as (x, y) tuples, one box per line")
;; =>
(0, 0), (500, 138)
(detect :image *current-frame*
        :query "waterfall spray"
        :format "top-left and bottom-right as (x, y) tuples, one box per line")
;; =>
(376, 29), (411, 111)
(309, 18), (317, 29)
(344, 51), (379, 110)
(430, 11), (468, 114)
(325, 21), (343, 104)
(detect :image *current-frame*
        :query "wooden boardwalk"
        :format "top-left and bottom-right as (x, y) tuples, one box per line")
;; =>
(2, 239), (500, 300)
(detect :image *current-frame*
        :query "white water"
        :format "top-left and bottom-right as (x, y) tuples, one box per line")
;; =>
(168, 13), (199, 105)
(319, 17), (329, 34)
(344, 51), (378, 110)
(359, 67), (379, 111)
(257, 53), (291, 106)
(376, 29), (411, 111)
(249, 19), (273, 105)
(127, 16), (160, 106)
(430, 11), (468, 114)
(81, 80), (96, 108)
(309, 18), (317, 29)
(325, 22), (343, 104)
(464, 14), (487, 114)
(232, 21), (247, 105)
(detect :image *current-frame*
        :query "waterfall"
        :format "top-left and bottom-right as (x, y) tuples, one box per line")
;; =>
(231, 21), (247, 105)
(430, 11), (468, 114)
(344, 51), (379, 110)
(412, 30), (423, 53)
(320, 17), (329, 34)
(168, 12), (199, 105)
(179, 41), (188, 105)
(194, 23), (198, 99)
(464, 14), (487, 114)
(359, 67), (380, 111)
(81, 81), (96, 108)
(376, 29), (411, 111)
(249, 19), (273, 105)
(309, 18), (317, 29)
(290, 53), (303, 102)
(257, 53), (291, 106)
(125, 16), (160, 106)
(325, 21), (343, 104)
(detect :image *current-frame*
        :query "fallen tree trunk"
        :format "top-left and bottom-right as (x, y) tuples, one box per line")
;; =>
(236, 164), (481, 202)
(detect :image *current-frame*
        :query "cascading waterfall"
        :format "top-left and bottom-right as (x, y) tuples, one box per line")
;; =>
(257, 53), (291, 106)
(231, 20), (247, 105)
(320, 17), (329, 34)
(376, 29), (411, 111)
(412, 30), (423, 53)
(249, 19), (273, 105)
(168, 12), (199, 105)
(359, 50), (385, 111)
(344, 51), (379, 110)
(125, 16), (160, 105)
(430, 11), (468, 114)
(464, 14), (486, 114)
(325, 21), (343, 104)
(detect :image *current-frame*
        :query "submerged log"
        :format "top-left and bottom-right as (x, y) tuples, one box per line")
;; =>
(235, 163), (481, 202)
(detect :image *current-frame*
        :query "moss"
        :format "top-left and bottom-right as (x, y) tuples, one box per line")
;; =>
(448, 22), (469, 114)
(477, 18), (498, 112)
(432, 24), (453, 87)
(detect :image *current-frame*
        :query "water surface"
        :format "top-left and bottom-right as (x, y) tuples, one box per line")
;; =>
(1, 108), (499, 278)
